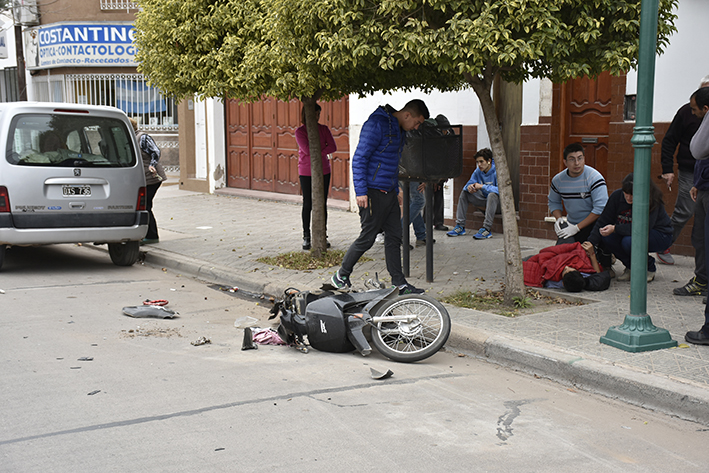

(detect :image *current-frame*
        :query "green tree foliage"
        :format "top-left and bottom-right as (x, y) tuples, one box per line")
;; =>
(318, 0), (677, 303)
(134, 0), (455, 256)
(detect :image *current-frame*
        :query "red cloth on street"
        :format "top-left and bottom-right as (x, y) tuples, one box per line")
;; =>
(523, 242), (597, 288)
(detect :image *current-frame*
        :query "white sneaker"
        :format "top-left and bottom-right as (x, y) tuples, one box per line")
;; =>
(375, 232), (385, 244)
(617, 268), (631, 281)
(647, 271), (656, 283)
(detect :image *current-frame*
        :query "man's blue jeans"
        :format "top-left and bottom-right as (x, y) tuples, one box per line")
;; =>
(403, 181), (426, 241)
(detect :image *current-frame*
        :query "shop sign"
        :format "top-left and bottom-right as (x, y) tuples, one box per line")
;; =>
(24, 22), (137, 69)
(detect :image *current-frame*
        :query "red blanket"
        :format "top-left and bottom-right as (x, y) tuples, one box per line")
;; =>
(523, 242), (597, 288)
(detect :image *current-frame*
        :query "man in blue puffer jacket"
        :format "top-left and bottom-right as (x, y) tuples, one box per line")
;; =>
(332, 99), (430, 294)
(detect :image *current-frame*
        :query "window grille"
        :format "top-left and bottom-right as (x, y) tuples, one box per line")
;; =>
(100, 0), (139, 10)
(1, 67), (19, 102)
(63, 73), (178, 132)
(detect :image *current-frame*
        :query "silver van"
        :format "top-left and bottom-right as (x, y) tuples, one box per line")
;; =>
(0, 102), (148, 269)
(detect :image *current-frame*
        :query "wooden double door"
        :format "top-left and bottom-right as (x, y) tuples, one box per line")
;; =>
(225, 97), (350, 200)
(559, 71), (611, 178)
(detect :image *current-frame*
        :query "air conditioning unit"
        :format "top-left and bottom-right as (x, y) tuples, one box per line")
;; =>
(13, 0), (39, 26)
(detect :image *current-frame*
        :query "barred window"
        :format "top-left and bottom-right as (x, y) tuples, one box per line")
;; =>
(59, 74), (178, 132)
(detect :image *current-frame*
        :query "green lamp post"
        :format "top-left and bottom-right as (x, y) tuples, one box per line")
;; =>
(599, 0), (677, 352)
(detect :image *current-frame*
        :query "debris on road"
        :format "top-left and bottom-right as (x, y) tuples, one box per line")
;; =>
(234, 316), (258, 329)
(252, 327), (286, 346)
(87, 390), (101, 396)
(370, 367), (393, 380)
(122, 306), (178, 319)
(143, 299), (169, 306)
(241, 327), (257, 350)
(77, 357), (94, 361)
(191, 336), (211, 346)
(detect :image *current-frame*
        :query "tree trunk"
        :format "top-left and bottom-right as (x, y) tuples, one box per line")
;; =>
(301, 95), (327, 257)
(467, 72), (525, 305)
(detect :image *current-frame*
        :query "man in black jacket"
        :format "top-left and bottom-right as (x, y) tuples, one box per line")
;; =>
(661, 77), (709, 296)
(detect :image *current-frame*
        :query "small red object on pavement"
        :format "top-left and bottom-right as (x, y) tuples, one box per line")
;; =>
(143, 299), (169, 306)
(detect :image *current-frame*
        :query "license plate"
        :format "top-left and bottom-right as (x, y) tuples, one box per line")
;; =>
(62, 185), (91, 197)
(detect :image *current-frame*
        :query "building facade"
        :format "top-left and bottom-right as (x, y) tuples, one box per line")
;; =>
(23, 0), (179, 170)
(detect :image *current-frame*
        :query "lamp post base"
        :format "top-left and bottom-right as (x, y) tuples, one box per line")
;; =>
(600, 314), (677, 352)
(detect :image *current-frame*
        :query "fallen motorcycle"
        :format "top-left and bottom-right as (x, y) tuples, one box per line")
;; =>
(269, 278), (451, 363)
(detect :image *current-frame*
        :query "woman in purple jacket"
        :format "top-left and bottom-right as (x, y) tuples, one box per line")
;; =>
(295, 104), (337, 250)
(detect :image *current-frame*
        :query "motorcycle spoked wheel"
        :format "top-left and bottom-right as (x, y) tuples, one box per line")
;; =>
(369, 295), (451, 363)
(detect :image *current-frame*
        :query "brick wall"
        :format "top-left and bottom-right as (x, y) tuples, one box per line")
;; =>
(446, 76), (692, 254)
(518, 124), (554, 239)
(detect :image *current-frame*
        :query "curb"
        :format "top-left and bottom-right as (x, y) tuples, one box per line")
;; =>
(448, 326), (709, 425)
(143, 246), (709, 425)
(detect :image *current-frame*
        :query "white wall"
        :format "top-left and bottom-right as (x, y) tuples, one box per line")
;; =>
(0, 14), (16, 69)
(626, 0), (709, 122)
(195, 97), (226, 193)
(349, 88), (480, 128)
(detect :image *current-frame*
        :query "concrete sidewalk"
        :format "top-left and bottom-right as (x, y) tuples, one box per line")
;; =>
(143, 185), (709, 424)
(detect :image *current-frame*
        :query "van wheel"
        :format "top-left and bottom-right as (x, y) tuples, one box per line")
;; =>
(108, 241), (140, 266)
(0, 245), (5, 270)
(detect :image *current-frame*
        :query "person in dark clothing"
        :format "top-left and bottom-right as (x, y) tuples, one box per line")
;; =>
(685, 86), (709, 345)
(129, 118), (165, 245)
(332, 99), (430, 295)
(658, 75), (709, 269)
(431, 180), (448, 231)
(588, 173), (673, 283)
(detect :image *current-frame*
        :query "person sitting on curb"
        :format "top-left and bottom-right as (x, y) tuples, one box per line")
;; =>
(548, 143), (608, 245)
(523, 241), (610, 292)
(587, 173), (672, 283)
(447, 148), (499, 239)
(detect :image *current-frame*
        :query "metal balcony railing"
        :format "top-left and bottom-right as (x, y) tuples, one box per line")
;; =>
(100, 0), (139, 11)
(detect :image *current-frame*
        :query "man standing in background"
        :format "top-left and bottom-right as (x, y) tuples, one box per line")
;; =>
(662, 76), (709, 298)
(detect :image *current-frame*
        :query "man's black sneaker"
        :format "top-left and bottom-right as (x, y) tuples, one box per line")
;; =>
(415, 238), (436, 248)
(685, 330), (709, 345)
(398, 283), (424, 295)
(673, 277), (707, 296)
(331, 270), (351, 289)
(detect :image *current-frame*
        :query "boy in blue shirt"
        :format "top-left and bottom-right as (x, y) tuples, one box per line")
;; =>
(447, 148), (499, 239)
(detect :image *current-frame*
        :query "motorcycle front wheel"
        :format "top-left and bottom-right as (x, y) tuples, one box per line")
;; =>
(370, 295), (451, 363)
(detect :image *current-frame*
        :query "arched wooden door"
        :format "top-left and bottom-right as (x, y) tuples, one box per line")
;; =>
(557, 72), (611, 179)
(225, 97), (349, 200)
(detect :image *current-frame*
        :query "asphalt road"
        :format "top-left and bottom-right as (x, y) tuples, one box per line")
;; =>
(1, 244), (707, 472)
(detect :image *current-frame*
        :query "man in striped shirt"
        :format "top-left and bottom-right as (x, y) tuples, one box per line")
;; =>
(548, 143), (609, 245)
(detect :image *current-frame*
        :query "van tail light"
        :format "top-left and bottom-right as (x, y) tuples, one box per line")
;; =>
(136, 187), (146, 211)
(0, 186), (9, 213)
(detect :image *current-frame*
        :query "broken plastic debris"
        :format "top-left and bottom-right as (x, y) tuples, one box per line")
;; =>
(370, 367), (393, 380)
(78, 357), (94, 361)
(191, 336), (211, 346)
(234, 316), (258, 329)
(241, 327), (257, 350)
(87, 390), (101, 396)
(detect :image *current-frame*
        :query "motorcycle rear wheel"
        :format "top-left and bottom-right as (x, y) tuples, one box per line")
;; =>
(370, 295), (451, 363)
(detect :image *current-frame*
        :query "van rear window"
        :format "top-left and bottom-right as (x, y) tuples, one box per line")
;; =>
(6, 114), (137, 167)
